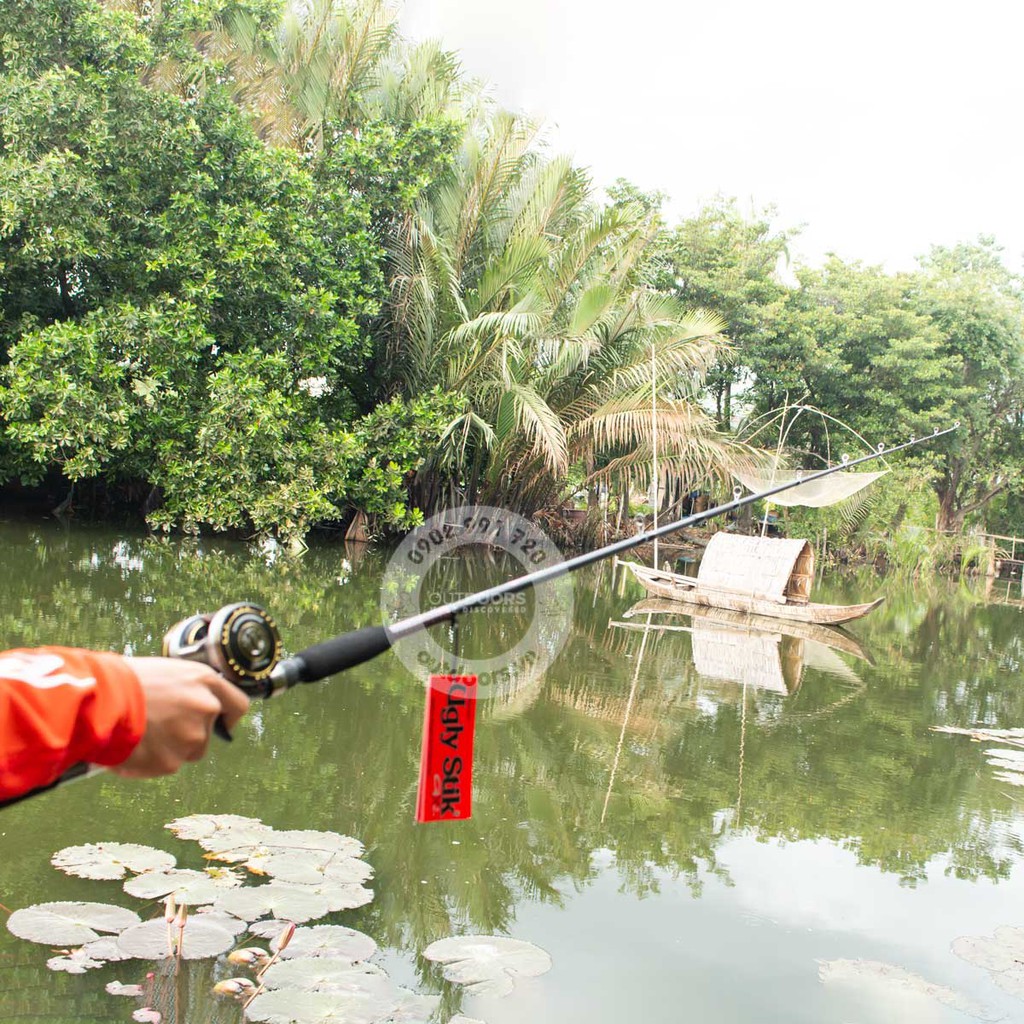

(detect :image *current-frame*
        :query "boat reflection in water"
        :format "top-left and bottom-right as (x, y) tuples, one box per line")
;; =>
(612, 598), (873, 696)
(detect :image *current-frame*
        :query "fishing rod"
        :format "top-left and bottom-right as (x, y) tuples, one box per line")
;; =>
(1, 425), (956, 808)
(164, 424), (960, 697)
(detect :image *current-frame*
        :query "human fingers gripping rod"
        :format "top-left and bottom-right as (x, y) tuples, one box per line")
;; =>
(178, 425), (960, 695)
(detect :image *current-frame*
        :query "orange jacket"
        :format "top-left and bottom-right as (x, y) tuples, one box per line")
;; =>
(0, 648), (146, 802)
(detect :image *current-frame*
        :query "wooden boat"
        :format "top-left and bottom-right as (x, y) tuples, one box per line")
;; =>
(615, 532), (882, 626)
(622, 598), (875, 664)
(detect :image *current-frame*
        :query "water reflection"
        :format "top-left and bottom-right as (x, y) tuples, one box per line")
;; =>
(4, 523), (1024, 1021)
(614, 598), (873, 693)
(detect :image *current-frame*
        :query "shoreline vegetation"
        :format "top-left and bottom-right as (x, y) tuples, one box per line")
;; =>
(2, 1), (1023, 559)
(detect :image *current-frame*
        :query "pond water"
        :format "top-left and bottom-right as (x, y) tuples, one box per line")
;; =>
(3, 520), (1024, 1023)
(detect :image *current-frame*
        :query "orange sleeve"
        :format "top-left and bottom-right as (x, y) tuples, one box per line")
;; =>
(0, 648), (146, 801)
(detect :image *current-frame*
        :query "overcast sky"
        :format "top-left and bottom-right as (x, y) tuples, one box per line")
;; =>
(401, 0), (1023, 272)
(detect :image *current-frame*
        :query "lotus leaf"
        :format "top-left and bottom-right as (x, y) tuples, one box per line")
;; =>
(257, 851), (373, 886)
(124, 868), (241, 904)
(261, 957), (390, 995)
(280, 881), (374, 913)
(52, 843), (175, 880)
(106, 981), (145, 996)
(165, 814), (268, 841)
(388, 988), (441, 1022)
(214, 882), (329, 923)
(257, 831), (364, 857)
(244, 988), (384, 1024)
(47, 950), (105, 973)
(276, 925), (378, 962)
(194, 908), (248, 935)
(818, 959), (1000, 1021)
(249, 920), (293, 942)
(117, 918), (235, 960)
(82, 936), (133, 962)
(422, 935), (552, 997)
(8, 902), (141, 945)
(197, 825), (275, 863)
(952, 927), (1024, 998)
(952, 926), (1024, 972)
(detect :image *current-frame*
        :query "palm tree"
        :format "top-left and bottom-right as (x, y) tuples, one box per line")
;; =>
(384, 98), (740, 514)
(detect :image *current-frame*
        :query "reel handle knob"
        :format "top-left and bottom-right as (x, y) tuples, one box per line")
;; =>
(162, 603), (284, 737)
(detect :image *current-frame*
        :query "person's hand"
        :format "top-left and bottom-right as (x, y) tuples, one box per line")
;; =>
(113, 658), (250, 778)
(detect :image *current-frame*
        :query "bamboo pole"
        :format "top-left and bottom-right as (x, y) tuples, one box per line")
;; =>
(651, 344), (659, 569)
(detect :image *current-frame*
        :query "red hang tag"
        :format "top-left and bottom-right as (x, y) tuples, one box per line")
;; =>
(415, 675), (478, 823)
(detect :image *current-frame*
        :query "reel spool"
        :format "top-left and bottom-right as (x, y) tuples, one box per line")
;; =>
(162, 603), (282, 694)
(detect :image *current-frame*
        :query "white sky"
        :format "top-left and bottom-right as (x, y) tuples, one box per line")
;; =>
(401, 0), (1024, 272)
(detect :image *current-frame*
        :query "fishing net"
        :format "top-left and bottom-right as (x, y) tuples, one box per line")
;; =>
(733, 468), (888, 508)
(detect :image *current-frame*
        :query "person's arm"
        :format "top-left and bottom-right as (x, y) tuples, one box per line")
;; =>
(0, 648), (249, 801)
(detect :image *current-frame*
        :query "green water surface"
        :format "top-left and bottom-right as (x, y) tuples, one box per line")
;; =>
(2, 520), (1024, 1023)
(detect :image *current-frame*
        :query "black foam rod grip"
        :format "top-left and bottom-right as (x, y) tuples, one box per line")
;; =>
(296, 624), (393, 683)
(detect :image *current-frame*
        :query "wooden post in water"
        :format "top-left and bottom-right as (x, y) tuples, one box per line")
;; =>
(651, 344), (659, 570)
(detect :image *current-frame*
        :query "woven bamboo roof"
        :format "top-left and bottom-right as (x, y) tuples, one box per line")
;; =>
(697, 533), (815, 604)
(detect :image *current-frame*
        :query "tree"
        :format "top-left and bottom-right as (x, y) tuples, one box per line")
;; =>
(913, 240), (1024, 531)
(0, 0), (456, 535)
(384, 110), (736, 514)
(655, 197), (794, 428)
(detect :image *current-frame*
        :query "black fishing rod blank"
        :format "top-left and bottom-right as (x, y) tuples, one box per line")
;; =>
(239, 425), (960, 695)
(0, 425), (957, 809)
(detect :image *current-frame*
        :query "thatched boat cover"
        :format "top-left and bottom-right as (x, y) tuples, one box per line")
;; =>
(697, 534), (814, 605)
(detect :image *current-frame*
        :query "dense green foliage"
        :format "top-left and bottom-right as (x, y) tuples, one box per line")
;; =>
(0, 0), (457, 537)
(1, 0), (1023, 541)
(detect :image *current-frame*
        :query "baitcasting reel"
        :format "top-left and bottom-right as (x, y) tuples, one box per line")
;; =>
(163, 603), (283, 695)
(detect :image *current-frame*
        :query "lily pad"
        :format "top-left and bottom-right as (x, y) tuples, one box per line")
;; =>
(422, 936), (552, 997)
(282, 881), (374, 913)
(261, 957), (391, 995)
(82, 936), (133, 962)
(389, 989), (441, 1022)
(52, 843), (176, 880)
(117, 918), (235, 960)
(197, 825), (275, 863)
(249, 919), (294, 942)
(165, 814), (268, 842)
(194, 908), (248, 936)
(818, 959), (1001, 1020)
(952, 927), (1024, 998)
(257, 831), (364, 857)
(257, 851), (373, 886)
(244, 988), (383, 1024)
(952, 926), (1024, 972)
(107, 981), (145, 997)
(277, 925), (378, 962)
(8, 902), (141, 945)
(124, 868), (241, 904)
(214, 882), (329, 924)
(47, 950), (105, 973)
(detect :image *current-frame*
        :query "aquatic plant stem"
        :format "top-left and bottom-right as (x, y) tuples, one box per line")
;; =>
(244, 921), (295, 1009)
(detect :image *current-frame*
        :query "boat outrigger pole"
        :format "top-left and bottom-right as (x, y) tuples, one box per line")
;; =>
(246, 425), (959, 696)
